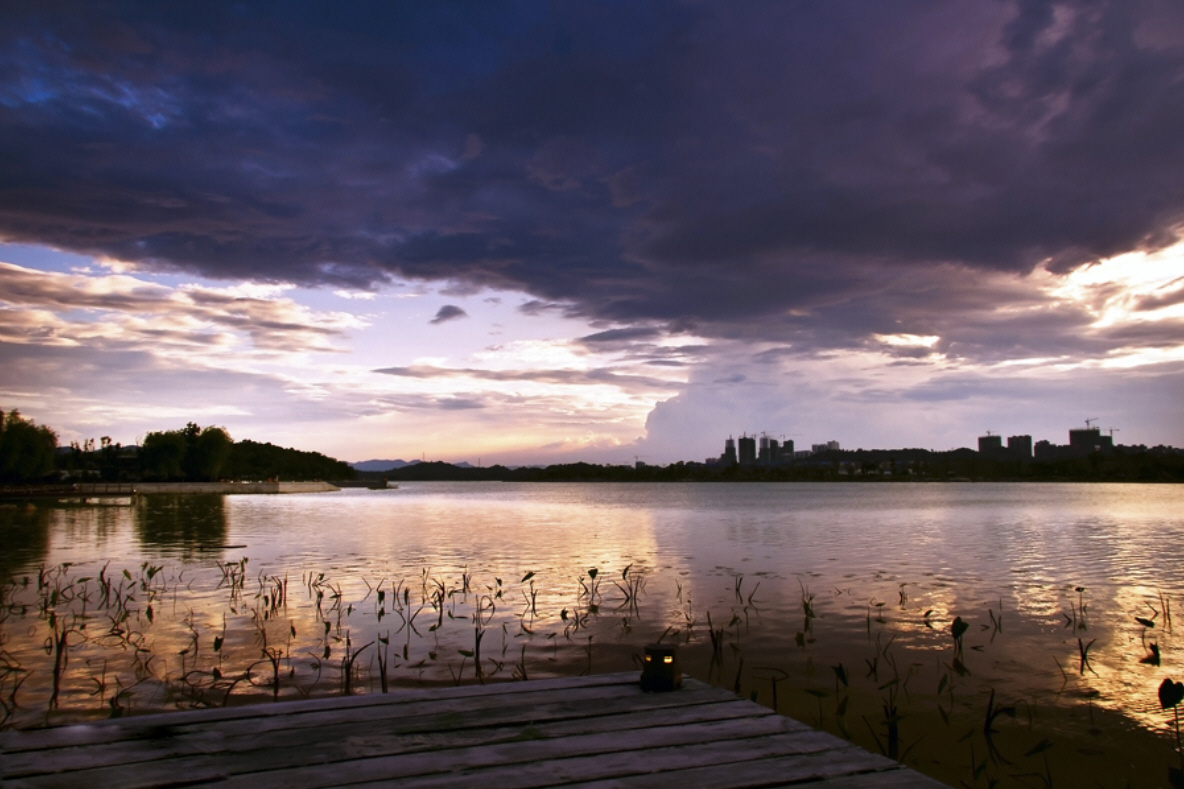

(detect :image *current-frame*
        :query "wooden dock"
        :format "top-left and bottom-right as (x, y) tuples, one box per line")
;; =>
(0, 673), (946, 788)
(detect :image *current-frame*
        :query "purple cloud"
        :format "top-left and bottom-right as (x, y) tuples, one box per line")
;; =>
(429, 305), (468, 324)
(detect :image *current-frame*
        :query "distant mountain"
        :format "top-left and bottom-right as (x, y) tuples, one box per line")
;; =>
(350, 458), (420, 472)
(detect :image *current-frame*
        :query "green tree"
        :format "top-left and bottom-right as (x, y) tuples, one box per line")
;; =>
(140, 429), (186, 480)
(0, 409), (58, 483)
(141, 423), (233, 481)
(190, 425), (232, 481)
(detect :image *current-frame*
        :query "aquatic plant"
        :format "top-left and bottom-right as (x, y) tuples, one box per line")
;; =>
(613, 565), (645, 614)
(0, 552), (1179, 788)
(1160, 678), (1184, 787)
(950, 615), (968, 660)
(1076, 637), (1097, 675)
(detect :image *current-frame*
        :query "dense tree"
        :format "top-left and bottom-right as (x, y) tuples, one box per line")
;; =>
(221, 440), (355, 481)
(140, 423), (233, 481)
(0, 409), (58, 483)
(185, 423), (233, 481)
(139, 430), (186, 480)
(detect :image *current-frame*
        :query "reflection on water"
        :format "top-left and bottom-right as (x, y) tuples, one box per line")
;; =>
(1, 482), (1183, 786)
(0, 504), (51, 580)
(134, 495), (228, 554)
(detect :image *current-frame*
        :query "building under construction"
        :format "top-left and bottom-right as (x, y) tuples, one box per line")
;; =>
(713, 433), (799, 466)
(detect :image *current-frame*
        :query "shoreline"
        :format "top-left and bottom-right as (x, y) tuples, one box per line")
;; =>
(0, 480), (339, 499)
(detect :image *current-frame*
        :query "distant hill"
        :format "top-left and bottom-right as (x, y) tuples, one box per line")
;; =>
(350, 459), (419, 472)
(351, 459), (478, 471)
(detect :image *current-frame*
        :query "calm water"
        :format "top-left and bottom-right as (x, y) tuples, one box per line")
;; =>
(2, 482), (1183, 786)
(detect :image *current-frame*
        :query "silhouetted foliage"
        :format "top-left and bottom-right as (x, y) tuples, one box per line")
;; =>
(221, 440), (356, 481)
(6, 412), (358, 484)
(139, 430), (186, 480)
(184, 423), (233, 481)
(140, 423), (232, 481)
(0, 409), (58, 483)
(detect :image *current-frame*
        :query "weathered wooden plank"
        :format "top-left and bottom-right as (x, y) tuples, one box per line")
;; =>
(0, 673), (950, 789)
(0, 761), (230, 789)
(10, 714), (807, 789)
(224, 728), (849, 789)
(339, 733), (887, 789)
(0, 668), (653, 758)
(2, 696), (776, 778)
(0, 683), (747, 776)
(784, 767), (950, 788)
(0, 673), (645, 754)
(511, 747), (903, 789)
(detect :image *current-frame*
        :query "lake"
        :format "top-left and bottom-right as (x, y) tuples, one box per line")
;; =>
(2, 481), (1183, 786)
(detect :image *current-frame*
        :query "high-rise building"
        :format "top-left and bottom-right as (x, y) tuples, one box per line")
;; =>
(1069, 427), (1096, 452)
(1007, 435), (1032, 458)
(758, 435), (773, 464)
(978, 434), (1003, 454)
(738, 434), (756, 465)
(1069, 427), (1112, 454)
(722, 437), (737, 466)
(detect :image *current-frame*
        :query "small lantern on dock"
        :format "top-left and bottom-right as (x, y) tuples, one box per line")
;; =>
(640, 643), (681, 692)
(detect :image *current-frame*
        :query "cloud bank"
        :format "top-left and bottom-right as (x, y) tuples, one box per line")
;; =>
(1, 3), (1181, 349)
(2, 1), (1184, 458)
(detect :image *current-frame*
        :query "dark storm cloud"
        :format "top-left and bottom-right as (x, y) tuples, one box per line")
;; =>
(517, 300), (569, 317)
(579, 327), (663, 345)
(2, 1), (1184, 354)
(429, 305), (468, 324)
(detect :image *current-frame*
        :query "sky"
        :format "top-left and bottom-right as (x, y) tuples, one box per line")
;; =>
(2, 1), (1184, 466)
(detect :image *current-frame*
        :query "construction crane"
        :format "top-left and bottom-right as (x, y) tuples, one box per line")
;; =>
(1085, 417), (1099, 429)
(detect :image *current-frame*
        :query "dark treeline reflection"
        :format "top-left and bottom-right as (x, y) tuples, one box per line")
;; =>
(134, 495), (228, 553)
(0, 504), (51, 580)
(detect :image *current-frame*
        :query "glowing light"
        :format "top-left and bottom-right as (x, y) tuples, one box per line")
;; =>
(874, 333), (940, 348)
(1048, 241), (1184, 328)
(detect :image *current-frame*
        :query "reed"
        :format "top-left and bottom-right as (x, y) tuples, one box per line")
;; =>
(0, 555), (1178, 788)
(612, 565), (645, 614)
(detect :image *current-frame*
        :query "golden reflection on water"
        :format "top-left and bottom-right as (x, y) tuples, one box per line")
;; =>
(2, 482), (1184, 786)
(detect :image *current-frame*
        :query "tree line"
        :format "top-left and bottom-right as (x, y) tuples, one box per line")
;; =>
(0, 410), (355, 484)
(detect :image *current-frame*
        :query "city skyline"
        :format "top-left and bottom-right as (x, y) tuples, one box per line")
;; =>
(2, 3), (1183, 465)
